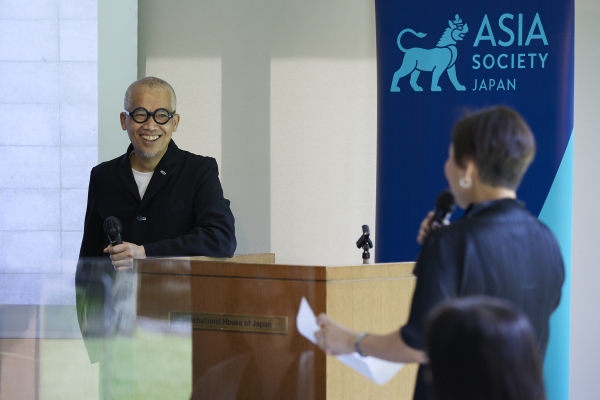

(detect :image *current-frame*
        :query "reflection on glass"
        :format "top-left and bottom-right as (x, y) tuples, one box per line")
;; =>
(76, 258), (193, 399)
(0, 256), (329, 400)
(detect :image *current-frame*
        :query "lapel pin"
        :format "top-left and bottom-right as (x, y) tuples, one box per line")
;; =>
(160, 170), (166, 175)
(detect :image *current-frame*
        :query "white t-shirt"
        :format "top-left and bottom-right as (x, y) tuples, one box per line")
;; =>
(132, 169), (154, 199)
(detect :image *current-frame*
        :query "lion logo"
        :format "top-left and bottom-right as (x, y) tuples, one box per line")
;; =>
(390, 15), (468, 92)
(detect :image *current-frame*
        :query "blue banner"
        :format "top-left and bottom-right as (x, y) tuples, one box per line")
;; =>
(374, 1), (573, 399)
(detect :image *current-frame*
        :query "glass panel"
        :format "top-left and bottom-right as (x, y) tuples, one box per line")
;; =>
(0, 254), (421, 399)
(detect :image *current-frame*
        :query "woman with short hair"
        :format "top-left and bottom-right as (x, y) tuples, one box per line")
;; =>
(315, 106), (564, 400)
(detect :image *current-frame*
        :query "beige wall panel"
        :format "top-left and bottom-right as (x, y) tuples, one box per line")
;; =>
(271, 59), (377, 265)
(145, 58), (223, 167)
(0, 339), (37, 399)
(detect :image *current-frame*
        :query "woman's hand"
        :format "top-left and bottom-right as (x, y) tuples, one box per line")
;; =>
(315, 314), (357, 356)
(315, 315), (428, 363)
(416, 210), (449, 244)
(417, 211), (436, 244)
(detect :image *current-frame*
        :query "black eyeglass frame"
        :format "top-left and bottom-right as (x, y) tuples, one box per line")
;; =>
(124, 107), (177, 125)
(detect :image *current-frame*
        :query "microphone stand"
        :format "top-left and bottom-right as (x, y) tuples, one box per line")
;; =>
(356, 226), (373, 265)
(361, 243), (371, 264)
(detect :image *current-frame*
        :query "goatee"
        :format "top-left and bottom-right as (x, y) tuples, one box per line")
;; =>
(135, 148), (163, 159)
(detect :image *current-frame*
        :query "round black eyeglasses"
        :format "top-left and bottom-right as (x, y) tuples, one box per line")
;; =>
(124, 107), (176, 125)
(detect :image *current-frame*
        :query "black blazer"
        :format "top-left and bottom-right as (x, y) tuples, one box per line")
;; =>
(400, 199), (564, 400)
(79, 140), (236, 258)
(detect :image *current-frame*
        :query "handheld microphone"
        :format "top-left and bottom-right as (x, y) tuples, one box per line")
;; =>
(430, 190), (456, 229)
(103, 216), (123, 245)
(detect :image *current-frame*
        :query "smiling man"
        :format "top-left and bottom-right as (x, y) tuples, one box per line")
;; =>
(78, 77), (236, 268)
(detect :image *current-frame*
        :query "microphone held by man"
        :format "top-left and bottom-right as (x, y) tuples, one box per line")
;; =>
(102, 215), (146, 270)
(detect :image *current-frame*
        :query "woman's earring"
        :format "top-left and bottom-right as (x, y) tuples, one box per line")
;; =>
(459, 176), (472, 188)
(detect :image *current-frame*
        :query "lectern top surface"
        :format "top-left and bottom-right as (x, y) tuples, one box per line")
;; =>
(136, 258), (415, 282)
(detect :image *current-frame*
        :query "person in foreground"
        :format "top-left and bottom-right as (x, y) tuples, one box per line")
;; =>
(315, 105), (564, 399)
(426, 296), (545, 400)
(78, 76), (236, 268)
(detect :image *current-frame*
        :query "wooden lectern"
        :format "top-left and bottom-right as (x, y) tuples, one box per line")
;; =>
(136, 255), (418, 400)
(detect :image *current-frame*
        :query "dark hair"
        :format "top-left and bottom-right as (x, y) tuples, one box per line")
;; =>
(452, 106), (535, 189)
(425, 296), (545, 400)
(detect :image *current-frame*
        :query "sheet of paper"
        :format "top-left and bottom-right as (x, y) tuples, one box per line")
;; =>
(296, 297), (404, 385)
(296, 297), (321, 344)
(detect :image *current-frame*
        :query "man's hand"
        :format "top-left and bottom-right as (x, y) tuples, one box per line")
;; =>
(103, 242), (146, 270)
(315, 313), (357, 356)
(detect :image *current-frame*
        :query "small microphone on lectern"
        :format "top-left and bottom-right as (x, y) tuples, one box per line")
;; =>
(356, 225), (373, 264)
(103, 216), (123, 245)
(430, 190), (456, 229)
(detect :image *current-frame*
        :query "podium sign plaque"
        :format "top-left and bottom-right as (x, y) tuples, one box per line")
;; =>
(170, 311), (288, 335)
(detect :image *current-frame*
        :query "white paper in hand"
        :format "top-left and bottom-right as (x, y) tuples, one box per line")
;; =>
(296, 297), (404, 385)
(296, 297), (320, 344)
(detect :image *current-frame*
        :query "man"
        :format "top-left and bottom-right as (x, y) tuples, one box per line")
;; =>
(78, 76), (236, 266)
(76, 78), (236, 398)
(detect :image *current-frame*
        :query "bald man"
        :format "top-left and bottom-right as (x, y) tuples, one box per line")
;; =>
(78, 76), (236, 268)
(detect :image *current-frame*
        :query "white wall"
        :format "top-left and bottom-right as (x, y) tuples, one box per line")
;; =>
(572, 0), (600, 398)
(138, 0), (377, 264)
(270, 58), (376, 264)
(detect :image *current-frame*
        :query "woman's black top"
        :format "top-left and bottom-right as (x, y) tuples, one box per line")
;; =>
(400, 199), (565, 400)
